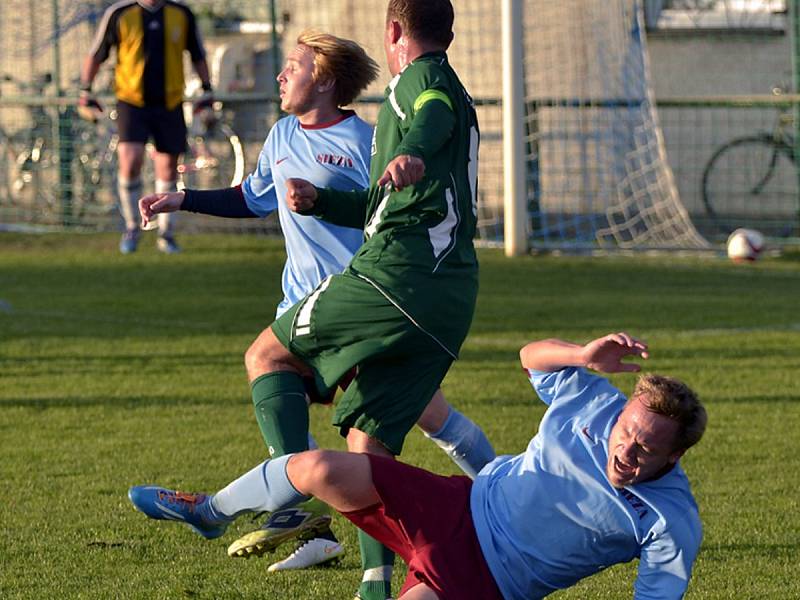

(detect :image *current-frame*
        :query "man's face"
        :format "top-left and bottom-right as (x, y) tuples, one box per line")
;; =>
(606, 396), (683, 488)
(276, 44), (318, 115)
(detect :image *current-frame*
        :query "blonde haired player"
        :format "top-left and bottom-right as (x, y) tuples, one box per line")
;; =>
(137, 29), (494, 582)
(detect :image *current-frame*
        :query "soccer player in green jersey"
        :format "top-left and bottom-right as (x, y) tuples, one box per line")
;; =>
(129, 2), (483, 598)
(258, 2), (480, 596)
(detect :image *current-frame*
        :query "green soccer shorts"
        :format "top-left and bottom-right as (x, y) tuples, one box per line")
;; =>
(271, 272), (454, 455)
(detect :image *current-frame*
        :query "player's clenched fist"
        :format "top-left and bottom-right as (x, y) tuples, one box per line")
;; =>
(286, 178), (318, 213)
(139, 191), (185, 230)
(377, 154), (425, 190)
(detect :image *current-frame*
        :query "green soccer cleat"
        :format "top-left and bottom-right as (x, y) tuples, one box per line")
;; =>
(227, 497), (333, 558)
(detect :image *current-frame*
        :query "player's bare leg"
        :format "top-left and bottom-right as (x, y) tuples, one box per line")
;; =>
(117, 142), (145, 254)
(345, 430), (395, 600)
(417, 389), (495, 479)
(398, 583), (440, 600)
(229, 327), (344, 567)
(151, 151), (180, 253)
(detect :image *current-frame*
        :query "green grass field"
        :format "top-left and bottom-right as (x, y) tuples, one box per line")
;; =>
(1, 233), (799, 599)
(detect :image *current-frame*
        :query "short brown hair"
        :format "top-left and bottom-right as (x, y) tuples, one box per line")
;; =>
(633, 374), (707, 452)
(387, 0), (454, 48)
(296, 30), (380, 107)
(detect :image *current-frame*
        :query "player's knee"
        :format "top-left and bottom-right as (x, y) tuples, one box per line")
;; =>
(245, 329), (294, 377)
(244, 336), (275, 375)
(243, 339), (263, 375)
(288, 449), (338, 492)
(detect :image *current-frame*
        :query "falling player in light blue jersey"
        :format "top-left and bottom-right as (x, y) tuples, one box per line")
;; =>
(138, 30), (494, 587)
(130, 331), (707, 600)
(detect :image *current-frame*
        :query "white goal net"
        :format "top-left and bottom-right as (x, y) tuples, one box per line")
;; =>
(519, 0), (709, 250)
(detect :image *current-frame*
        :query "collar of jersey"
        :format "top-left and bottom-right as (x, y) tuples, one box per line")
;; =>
(299, 110), (355, 130)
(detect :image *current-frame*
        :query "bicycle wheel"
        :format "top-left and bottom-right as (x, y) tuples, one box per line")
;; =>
(180, 120), (245, 189)
(69, 119), (119, 226)
(7, 138), (60, 221)
(701, 135), (798, 236)
(0, 131), (16, 208)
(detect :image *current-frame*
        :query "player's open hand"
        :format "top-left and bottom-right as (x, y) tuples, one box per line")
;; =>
(286, 178), (318, 213)
(377, 154), (425, 190)
(139, 191), (185, 230)
(581, 332), (649, 373)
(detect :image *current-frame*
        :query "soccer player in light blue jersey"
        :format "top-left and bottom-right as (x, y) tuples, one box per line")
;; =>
(137, 29), (493, 587)
(131, 331), (706, 599)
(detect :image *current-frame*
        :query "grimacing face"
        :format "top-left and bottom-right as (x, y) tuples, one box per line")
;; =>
(276, 44), (318, 116)
(606, 396), (684, 488)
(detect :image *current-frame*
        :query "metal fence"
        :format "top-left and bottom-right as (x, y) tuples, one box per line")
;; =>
(1, 1), (798, 244)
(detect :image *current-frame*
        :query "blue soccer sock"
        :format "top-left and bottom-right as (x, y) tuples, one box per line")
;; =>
(425, 406), (496, 479)
(210, 454), (309, 518)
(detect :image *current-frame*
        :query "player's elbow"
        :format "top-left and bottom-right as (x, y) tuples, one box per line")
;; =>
(519, 342), (540, 369)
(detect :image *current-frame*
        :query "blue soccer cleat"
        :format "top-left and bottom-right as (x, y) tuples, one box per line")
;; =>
(128, 485), (229, 540)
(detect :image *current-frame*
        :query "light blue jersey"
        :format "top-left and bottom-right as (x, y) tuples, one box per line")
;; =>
(471, 367), (702, 600)
(242, 112), (371, 316)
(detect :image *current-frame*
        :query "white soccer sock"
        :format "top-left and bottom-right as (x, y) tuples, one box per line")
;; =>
(210, 455), (308, 518)
(117, 176), (143, 231)
(154, 179), (177, 235)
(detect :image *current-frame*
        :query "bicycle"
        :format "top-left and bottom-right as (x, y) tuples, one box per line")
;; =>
(701, 87), (800, 237)
(0, 74), (245, 227)
(180, 100), (246, 190)
(0, 72), (118, 225)
(77, 97), (245, 210)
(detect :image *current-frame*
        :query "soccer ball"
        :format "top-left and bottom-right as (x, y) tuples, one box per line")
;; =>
(726, 228), (764, 262)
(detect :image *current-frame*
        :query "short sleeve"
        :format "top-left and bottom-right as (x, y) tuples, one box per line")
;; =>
(527, 367), (624, 409)
(184, 8), (206, 62)
(89, 6), (119, 63)
(634, 518), (701, 600)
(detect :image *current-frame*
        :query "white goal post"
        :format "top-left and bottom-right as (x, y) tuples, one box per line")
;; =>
(501, 0), (710, 253)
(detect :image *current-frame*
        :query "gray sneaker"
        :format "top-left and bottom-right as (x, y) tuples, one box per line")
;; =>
(119, 229), (140, 254)
(157, 234), (181, 254)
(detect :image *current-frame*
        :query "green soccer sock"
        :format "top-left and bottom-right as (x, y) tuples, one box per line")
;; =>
(357, 580), (392, 600)
(250, 371), (309, 457)
(357, 529), (394, 600)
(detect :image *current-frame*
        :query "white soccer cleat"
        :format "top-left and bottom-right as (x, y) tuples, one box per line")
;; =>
(267, 537), (345, 572)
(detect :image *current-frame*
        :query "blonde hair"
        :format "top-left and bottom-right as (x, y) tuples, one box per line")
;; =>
(296, 30), (379, 107)
(633, 374), (707, 452)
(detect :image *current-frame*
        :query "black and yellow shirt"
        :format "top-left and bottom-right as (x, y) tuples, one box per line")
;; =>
(90, 0), (205, 109)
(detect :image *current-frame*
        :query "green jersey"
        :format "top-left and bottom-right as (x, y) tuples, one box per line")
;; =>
(312, 51), (480, 358)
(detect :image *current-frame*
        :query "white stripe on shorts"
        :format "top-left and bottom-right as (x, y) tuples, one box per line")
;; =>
(293, 276), (332, 337)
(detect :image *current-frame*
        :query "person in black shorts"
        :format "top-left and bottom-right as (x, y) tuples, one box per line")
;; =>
(78, 0), (213, 254)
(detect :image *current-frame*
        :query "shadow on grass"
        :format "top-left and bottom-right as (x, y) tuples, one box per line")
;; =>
(0, 394), (238, 410)
(701, 541), (799, 560)
(709, 394), (800, 405)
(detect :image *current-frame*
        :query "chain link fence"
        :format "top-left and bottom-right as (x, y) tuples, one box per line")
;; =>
(0, 0), (505, 241)
(0, 1), (798, 244)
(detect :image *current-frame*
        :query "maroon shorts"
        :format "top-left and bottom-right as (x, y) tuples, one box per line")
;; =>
(343, 455), (503, 600)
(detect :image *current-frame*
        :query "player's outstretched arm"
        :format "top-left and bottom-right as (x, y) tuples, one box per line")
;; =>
(520, 333), (648, 374)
